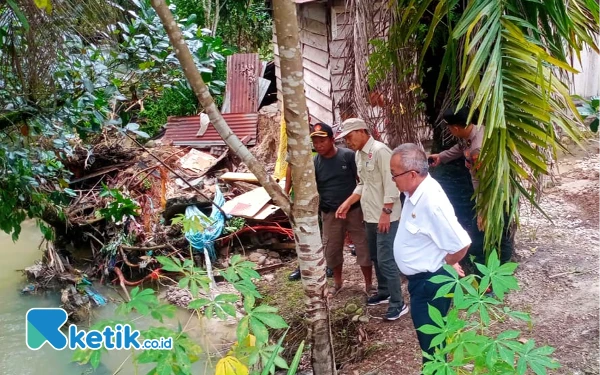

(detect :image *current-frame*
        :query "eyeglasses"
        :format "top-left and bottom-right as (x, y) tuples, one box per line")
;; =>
(391, 170), (418, 180)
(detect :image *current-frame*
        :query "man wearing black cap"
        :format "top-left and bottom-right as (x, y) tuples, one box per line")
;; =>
(286, 123), (373, 295)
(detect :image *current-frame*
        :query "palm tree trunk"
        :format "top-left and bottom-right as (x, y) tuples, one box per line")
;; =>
(272, 0), (336, 373)
(150, 0), (336, 373)
(150, 0), (291, 217)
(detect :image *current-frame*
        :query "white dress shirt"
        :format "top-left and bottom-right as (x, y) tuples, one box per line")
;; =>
(393, 175), (471, 276)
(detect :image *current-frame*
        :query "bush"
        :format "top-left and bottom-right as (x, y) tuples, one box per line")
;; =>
(139, 83), (198, 137)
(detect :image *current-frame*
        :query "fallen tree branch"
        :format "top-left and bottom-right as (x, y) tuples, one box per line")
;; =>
(549, 268), (597, 279)
(121, 244), (171, 251)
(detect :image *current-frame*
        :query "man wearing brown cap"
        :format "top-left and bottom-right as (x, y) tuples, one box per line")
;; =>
(336, 118), (408, 321)
(285, 123), (373, 295)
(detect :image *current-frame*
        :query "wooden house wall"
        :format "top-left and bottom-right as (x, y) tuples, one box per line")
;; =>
(273, 2), (334, 126)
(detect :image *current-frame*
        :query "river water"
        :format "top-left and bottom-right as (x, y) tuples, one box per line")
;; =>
(0, 221), (235, 374)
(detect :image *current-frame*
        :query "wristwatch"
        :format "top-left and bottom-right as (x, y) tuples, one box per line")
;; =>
(382, 207), (393, 215)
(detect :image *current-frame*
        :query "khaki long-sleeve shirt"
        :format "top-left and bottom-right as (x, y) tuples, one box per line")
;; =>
(438, 125), (484, 192)
(353, 137), (402, 223)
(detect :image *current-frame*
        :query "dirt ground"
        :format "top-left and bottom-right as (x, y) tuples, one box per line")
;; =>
(309, 139), (599, 375)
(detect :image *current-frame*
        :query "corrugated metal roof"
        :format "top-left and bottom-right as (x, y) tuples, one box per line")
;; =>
(163, 113), (259, 148)
(222, 54), (262, 114)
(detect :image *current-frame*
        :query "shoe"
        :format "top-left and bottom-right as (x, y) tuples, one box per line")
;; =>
(326, 267), (334, 278)
(288, 268), (301, 281)
(367, 294), (390, 306)
(484, 287), (496, 299)
(384, 304), (409, 321)
(349, 244), (356, 256)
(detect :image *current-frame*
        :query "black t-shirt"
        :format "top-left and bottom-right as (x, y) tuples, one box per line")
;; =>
(313, 147), (358, 212)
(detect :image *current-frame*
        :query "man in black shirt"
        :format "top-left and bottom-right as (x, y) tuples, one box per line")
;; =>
(304, 123), (373, 296)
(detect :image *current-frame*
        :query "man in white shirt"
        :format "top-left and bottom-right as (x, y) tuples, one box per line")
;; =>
(390, 143), (471, 366)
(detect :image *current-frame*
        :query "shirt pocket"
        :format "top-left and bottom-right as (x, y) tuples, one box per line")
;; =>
(405, 221), (420, 234)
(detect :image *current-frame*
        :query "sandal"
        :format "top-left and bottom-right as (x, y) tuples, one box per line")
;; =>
(365, 285), (377, 296)
(327, 284), (343, 298)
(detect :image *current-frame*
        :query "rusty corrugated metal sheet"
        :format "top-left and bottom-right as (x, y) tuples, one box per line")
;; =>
(223, 54), (262, 114)
(163, 113), (258, 148)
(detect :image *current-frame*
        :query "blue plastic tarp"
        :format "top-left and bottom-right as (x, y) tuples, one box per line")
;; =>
(184, 185), (227, 260)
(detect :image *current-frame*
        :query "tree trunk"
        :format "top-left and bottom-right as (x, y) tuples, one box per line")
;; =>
(150, 1), (336, 373)
(272, 0), (336, 374)
(150, 0), (290, 217)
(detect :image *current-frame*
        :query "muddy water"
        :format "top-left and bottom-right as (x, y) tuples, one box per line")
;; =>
(0, 221), (235, 374)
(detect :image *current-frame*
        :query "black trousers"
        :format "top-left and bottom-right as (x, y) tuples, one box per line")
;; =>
(467, 209), (515, 272)
(407, 267), (452, 364)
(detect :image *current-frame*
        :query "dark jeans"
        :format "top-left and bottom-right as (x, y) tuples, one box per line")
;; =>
(407, 267), (452, 364)
(365, 221), (404, 308)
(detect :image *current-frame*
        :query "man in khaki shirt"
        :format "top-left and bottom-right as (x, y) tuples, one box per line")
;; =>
(336, 118), (408, 321)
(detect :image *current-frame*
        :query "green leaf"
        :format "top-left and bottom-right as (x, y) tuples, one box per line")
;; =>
(237, 316), (250, 340)
(260, 332), (288, 375)
(230, 254), (242, 265)
(155, 359), (173, 375)
(252, 305), (278, 314)
(205, 304), (214, 319)
(250, 317), (269, 345)
(239, 267), (261, 281)
(508, 311), (531, 322)
(234, 279), (262, 298)
(498, 330), (520, 340)
(287, 341), (305, 375)
(220, 302), (237, 318)
(429, 332), (446, 349)
(417, 324), (443, 335)
(156, 256), (183, 272)
(273, 355), (289, 370)
(215, 304), (226, 320)
(429, 274), (455, 284)
(90, 350), (102, 369)
(244, 295), (256, 312)
(178, 277), (190, 289)
(188, 298), (211, 309)
(190, 280), (199, 298)
(253, 313), (288, 329)
(590, 118), (599, 133)
(428, 304), (444, 327)
(433, 282), (455, 299)
(215, 293), (239, 303)
(498, 344), (515, 365)
(6, 0), (30, 31)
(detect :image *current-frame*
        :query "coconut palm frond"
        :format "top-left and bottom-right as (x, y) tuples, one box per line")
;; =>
(421, 0), (599, 253)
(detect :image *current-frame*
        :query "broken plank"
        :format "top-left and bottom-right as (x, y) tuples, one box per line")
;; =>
(222, 187), (272, 218)
(253, 204), (280, 220)
(219, 172), (259, 184)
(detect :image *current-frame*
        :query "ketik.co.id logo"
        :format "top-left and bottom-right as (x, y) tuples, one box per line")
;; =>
(26, 308), (172, 350)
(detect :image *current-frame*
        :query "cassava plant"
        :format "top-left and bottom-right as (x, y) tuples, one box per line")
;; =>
(421, 252), (559, 375)
(71, 254), (303, 375)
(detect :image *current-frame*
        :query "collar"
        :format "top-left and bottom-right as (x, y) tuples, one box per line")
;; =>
(407, 174), (432, 205)
(360, 136), (375, 155)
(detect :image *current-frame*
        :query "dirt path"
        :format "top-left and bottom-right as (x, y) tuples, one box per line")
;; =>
(330, 140), (599, 375)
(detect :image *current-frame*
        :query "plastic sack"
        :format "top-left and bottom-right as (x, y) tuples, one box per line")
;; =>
(184, 185), (226, 261)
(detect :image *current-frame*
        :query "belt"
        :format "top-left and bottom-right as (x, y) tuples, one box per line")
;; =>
(405, 266), (449, 281)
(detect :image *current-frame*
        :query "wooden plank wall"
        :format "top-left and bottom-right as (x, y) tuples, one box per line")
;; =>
(569, 35), (600, 97)
(273, 2), (335, 126)
(299, 2), (334, 125)
(329, 1), (352, 123)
